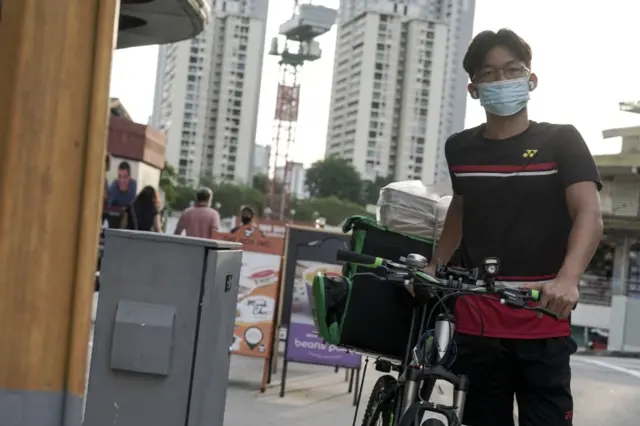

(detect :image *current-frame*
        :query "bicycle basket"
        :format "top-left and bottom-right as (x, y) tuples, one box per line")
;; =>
(311, 215), (440, 360)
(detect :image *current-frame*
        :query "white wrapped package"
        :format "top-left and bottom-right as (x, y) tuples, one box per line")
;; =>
(376, 180), (452, 240)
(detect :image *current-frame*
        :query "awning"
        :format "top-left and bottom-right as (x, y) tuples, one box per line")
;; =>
(117, 0), (209, 49)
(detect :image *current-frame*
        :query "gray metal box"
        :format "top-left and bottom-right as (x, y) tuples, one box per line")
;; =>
(84, 230), (242, 426)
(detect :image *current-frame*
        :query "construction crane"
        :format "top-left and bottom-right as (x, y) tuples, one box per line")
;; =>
(266, 1), (337, 220)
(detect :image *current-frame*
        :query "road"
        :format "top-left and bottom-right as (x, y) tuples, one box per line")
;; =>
(223, 355), (640, 426)
(570, 356), (640, 424)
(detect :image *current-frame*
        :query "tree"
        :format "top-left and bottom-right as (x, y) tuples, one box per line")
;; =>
(252, 173), (269, 194)
(172, 185), (195, 211)
(159, 163), (178, 208)
(198, 173), (216, 190)
(211, 183), (265, 218)
(363, 175), (394, 205)
(292, 196), (371, 226)
(304, 156), (363, 202)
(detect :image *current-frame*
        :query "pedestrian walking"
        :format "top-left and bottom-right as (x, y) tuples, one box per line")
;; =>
(173, 187), (221, 239)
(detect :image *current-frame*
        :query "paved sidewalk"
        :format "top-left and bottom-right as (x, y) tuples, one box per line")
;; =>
(224, 356), (452, 426)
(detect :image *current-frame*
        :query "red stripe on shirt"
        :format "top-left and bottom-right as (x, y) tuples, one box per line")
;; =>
(450, 162), (557, 173)
(455, 273), (568, 339)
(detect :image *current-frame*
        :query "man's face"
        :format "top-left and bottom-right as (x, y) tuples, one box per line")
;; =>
(468, 46), (537, 92)
(117, 169), (130, 190)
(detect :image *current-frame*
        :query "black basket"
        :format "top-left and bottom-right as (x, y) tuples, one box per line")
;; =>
(338, 216), (439, 360)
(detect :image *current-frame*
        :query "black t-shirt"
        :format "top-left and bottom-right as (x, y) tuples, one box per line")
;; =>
(445, 121), (601, 338)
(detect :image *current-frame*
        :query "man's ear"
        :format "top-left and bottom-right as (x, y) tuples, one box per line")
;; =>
(468, 83), (479, 99)
(528, 73), (538, 91)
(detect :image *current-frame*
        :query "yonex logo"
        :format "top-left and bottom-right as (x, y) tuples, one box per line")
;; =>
(522, 149), (538, 158)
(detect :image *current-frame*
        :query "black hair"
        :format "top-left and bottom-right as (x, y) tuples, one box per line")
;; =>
(241, 206), (254, 216)
(134, 185), (157, 210)
(118, 161), (131, 173)
(463, 29), (532, 81)
(196, 187), (212, 203)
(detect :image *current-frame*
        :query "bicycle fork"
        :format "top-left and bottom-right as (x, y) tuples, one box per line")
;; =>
(399, 314), (468, 424)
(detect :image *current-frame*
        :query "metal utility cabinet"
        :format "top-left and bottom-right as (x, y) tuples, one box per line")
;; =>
(84, 230), (242, 426)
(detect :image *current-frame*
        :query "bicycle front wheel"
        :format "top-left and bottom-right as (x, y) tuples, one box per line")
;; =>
(361, 375), (397, 426)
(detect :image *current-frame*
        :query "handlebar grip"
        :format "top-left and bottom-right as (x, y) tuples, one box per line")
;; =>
(528, 289), (541, 301)
(525, 289), (577, 310)
(336, 250), (382, 268)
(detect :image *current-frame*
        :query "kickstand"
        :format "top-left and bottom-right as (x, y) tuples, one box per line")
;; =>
(351, 358), (369, 426)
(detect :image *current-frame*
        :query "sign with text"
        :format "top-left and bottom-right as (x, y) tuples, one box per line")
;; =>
(280, 226), (360, 369)
(285, 260), (361, 368)
(213, 225), (284, 358)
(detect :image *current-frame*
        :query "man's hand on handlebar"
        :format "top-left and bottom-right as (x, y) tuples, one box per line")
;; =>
(423, 264), (436, 278)
(523, 277), (579, 318)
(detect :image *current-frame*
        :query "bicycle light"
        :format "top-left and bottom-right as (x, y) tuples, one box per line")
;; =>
(482, 257), (500, 277)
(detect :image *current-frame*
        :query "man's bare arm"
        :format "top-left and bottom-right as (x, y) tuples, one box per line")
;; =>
(431, 195), (463, 266)
(209, 211), (221, 239)
(174, 214), (185, 235)
(557, 181), (603, 281)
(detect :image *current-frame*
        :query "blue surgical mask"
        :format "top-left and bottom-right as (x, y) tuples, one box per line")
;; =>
(476, 77), (531, 117)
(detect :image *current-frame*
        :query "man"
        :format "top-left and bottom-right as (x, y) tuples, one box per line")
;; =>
(174, 187), (221, 238)
(230, 206), (257, 233)
(428, 29), (603, 426)
(108, 161), (137, 207)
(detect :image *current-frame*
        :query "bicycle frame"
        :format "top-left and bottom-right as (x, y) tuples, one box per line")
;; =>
(345, 252), (550, 426)
(374, 304), (468, 426)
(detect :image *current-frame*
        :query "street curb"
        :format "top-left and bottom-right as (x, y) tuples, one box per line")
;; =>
(575, 350), (640, 359)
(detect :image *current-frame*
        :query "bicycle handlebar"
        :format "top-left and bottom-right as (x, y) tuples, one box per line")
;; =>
(336, 250), (382, 267)
(336, 249), (558, 320)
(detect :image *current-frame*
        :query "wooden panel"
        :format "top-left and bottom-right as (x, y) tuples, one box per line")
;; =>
(0, 0), (118, 397)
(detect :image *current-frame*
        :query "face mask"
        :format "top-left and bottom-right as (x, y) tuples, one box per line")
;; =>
(476, 77), (531, 117)
(241, 215), (252, 225)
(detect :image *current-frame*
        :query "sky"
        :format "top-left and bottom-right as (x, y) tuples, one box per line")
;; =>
(109, 0), (640, 167)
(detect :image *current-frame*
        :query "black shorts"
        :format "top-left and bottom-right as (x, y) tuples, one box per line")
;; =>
(450, 333), (577, 426)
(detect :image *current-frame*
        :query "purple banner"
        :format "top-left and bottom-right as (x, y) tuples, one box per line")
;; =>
(285, 322), (361, 368)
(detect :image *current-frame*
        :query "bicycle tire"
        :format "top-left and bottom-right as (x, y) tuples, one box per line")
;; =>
(420, 420), (446, 426)
(361, 375), (397, 426)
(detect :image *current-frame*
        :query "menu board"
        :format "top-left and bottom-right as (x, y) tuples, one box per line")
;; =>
(213, 224), (284, 358)
(233, 250), (281, 356)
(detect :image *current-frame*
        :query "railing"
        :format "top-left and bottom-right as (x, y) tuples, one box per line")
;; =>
(626, 278), (640, 298)
(579, 274), (612, 305)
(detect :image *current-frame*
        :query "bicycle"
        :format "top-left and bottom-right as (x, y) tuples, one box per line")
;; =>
(333, 249), (558, 426)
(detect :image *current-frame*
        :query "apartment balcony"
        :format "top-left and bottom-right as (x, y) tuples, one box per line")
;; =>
(117, 0), (210, 49)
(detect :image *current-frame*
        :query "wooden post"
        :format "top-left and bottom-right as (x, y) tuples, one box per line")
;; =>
(0, 0), (118, 425)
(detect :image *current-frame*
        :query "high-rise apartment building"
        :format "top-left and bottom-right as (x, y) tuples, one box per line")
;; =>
(151, 0), (269, 185)
(275, 162), (308, 200)
(325, 0), (475, 185)
(253, 143), (271, 176)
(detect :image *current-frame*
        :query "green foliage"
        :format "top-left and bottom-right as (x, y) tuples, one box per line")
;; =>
(159, 163), (178, 208)
(172, 185), (196, 211)
(304, 156), (363, 202)
(252, 173), (269, 194)
(211, 183), (264, 218)
(292, 196), (371, 226)
(198, 173), (216, 190)
(363, 175), (394, 205)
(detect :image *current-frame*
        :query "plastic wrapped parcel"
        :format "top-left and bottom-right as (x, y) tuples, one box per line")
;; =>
(377, 180), (452, 240)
